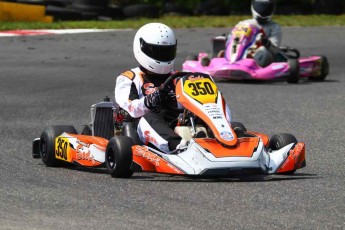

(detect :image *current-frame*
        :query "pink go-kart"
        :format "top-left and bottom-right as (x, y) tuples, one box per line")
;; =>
(182, 22), (329, 83)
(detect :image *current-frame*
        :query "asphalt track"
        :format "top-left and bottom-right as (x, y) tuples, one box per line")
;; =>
(0, 27), (344, 230)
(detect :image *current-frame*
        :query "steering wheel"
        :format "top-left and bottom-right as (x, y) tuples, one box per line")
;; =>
(160, 71), (190, 90)
(160, 72), (212, 90)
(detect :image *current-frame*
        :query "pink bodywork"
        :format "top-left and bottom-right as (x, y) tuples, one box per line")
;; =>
(183, 54), (322, 80)
(182, 22), (323, 81)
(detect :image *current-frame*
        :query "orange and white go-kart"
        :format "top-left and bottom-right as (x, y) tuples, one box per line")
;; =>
(32, 72), (306, 178)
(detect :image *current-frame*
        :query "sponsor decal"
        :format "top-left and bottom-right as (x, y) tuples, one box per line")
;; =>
(134, 147), (160, 166)
(76, 141), (95, 163)
(220, 131), (234, 141)
(143, 83), (156, 95)
(271, 63), (285, 70)
(188, 75), (204, 82)
(204, 106), (224, 119)
(128, 104), (135, 112)
(144, 130), (157, 145)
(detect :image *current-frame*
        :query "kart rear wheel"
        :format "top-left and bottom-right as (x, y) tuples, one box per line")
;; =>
(105, 136), (134, 178)
(308, 56), (329, 81)
(269, 133), (298, 174)
(40, 125), (77, 167)
(287, 59), (300, 84)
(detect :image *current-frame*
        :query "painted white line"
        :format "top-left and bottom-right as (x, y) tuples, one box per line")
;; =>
(0, 28), (132, 37)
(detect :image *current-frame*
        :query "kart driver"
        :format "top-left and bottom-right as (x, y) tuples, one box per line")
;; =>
(215, 0), (282, 67)
(243, 0), (282, 66)
(115, 23), (184, 154)
(115, 23), (232, 154)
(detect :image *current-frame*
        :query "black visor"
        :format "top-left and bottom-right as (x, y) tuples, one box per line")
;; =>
(140, 38), (177, 62)
(253, 0), (275, 17)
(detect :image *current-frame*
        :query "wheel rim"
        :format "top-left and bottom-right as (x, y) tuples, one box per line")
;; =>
(106, 149), (116, 169)
(40, 137), (47, 158)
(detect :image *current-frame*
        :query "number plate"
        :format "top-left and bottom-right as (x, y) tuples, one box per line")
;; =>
(55, 137), (71, 162)
(183, 76), (218, 104)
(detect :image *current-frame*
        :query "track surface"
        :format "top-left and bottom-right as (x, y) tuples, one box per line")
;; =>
(0, 27), (344, 229)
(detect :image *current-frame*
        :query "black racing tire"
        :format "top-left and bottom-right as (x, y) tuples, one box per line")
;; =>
(185, 54), (198, 61)
(287, 59), (300, 84)
(231, 121), (247, 138)
(269, 133), (298, 151)
(230, 121), (247, 131)
(308, 56), (329, 81)
(39, 125), (77, 167)
(45, 5), (83, 21)
(105, 136), (134, 178)
(163, 3), (193, 16)
(201, 57), (210, 66)
(269, 133), (298, 174)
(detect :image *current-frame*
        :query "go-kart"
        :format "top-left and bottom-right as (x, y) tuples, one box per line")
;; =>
(182, 22), (329, 83)
(32, 72), (306, 177)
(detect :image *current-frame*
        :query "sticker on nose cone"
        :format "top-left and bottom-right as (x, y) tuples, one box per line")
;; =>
(220, 131), (234, 141)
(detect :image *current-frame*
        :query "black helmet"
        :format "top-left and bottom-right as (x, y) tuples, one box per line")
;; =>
(251, 0), (276, 24)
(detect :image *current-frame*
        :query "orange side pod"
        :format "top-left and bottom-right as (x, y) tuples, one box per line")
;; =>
(132, 146), (184, 175)
(277, 142), (306, 173)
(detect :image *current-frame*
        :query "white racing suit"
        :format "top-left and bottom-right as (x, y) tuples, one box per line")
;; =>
(115, 67), (232, 153)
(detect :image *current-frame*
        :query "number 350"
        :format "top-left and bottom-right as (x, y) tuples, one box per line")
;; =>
(188, 82), (215, 96)
(56, 138), (68, 160)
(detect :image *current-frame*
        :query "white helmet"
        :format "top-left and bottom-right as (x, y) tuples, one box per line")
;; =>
(133, 23), (177, 75)
(251, 0), (276, 24)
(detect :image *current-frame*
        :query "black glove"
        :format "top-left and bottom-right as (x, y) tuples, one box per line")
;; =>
(144, 90), (160, 110)
(261, 36), (271, 48)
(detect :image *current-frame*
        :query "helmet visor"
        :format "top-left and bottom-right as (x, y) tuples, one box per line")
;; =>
(140, 38), (177, 62)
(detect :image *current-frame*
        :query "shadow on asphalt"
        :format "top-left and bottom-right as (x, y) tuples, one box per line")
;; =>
(36, 162), (319, 182)
(129, 172), (319, 183)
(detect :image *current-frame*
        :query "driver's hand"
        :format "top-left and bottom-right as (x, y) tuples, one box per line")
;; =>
(261, 36), (271, 48)
(144, 89), (166, 111)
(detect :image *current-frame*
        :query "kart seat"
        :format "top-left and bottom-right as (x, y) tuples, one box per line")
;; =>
(121, 122), (142, 145)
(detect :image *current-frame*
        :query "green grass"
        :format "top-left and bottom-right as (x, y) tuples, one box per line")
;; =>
(1, 15), (345, 31)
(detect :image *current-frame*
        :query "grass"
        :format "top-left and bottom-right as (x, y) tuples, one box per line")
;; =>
(1, 14), (345, 31)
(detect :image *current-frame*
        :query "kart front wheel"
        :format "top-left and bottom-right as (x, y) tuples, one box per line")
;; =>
(105, 136), (134, 178)
(308, 56), (329, 81)
(231, 121), (247, 138)
(287, 59), (300, 84)
(269, 133), (298, 151)
(269, 133), (298, 174)
(39, 125), (77, 167)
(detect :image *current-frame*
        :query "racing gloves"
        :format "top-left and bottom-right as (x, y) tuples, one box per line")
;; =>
(144, 88), (168, 111)
(261, 36), (271, 48)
